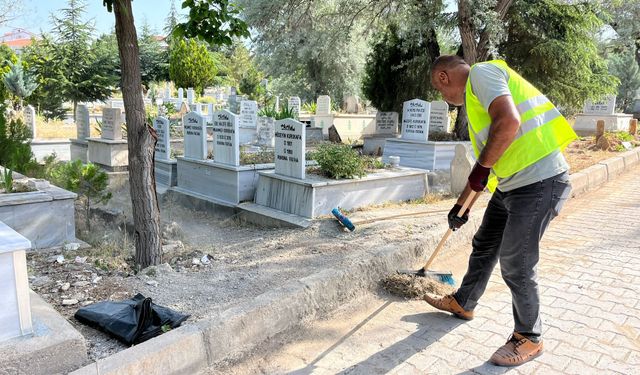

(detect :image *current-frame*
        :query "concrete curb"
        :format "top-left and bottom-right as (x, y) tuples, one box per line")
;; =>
(69, 148), (640, 375)
(70, 216), (481, 375)
(569, 148), (640, 198)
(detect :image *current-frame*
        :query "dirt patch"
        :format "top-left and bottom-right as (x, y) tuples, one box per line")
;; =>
(380, 273), (455, 299)
(564, 135), (639, 173)
(28, 189), (469, 363)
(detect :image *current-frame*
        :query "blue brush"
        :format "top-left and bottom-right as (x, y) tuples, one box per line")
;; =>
(397, 191), (478, 286)
(332, 208), (356, 231)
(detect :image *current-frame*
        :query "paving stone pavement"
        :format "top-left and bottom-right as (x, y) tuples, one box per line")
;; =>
(214, 169), (640, 375)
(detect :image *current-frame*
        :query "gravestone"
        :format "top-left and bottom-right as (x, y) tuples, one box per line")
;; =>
(288, 97), (301, 118)
(179, 102), (189, 115)
(183, 111), (207, 160)
(228, 94), (238, 114)
(257, 117), (275, 147)
(177, 88), (184, 107)
(212, 110), (240, 166)
(0, 221), (33, 342)
(76, 104), (91, 140)
(164, 83), (171, 99)
(239, 100), (258, 128)
(275, 96), (280, 112)
(154, 117), (170, 160)
(450, 144), (474, 195)
(316, 95), (331, 115)
(429, 101), (450, 134)
(102, 108), (123, 140)
(275, 119), (306, 179)
(344, 95), (361, 114)
(584, 95), (616, 115)
(375, 112), (399, 134)
(401, 99), (430, 142)
(629, 119), (637, 135)
(187, 87), (195, 105)
(24, 105), (36, 139)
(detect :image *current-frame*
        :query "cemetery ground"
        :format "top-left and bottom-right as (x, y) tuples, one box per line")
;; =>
(20, 121), (640, 369)
(201, 165), (640, 375)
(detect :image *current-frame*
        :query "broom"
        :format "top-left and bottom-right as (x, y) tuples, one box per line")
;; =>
(397, 190), (478, 286)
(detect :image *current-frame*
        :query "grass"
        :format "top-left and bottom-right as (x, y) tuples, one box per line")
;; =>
(36, 117), (101, 139)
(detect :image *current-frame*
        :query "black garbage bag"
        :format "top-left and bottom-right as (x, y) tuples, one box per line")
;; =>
(74, 293), (189, 345)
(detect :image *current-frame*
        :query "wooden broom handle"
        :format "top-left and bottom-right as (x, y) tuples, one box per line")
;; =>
(421, 190), (478, 271)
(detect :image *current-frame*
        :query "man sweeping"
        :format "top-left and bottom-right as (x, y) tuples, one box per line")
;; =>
(425, 55), (576, 366)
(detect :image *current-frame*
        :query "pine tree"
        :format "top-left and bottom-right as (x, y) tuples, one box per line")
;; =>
(169, 39), (217, 94)
(2, 59), (38, 108)
(22, 36), (67, 119)
(164, 0), (180, 43)
(51, 0), (113, 117)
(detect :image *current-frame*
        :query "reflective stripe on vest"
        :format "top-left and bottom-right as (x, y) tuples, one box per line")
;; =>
(465, 60), (577, 183)
(472, 97), (561, 144)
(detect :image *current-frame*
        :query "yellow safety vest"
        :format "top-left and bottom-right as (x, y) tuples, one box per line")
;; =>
(465, 60), (577, 192)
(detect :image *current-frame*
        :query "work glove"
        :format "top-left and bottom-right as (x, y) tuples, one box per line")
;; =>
(468, 162), (491, 192)
(448, 204), (470, 231)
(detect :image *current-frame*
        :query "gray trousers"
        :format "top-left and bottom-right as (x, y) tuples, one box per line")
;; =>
(453, 172), (572, 337)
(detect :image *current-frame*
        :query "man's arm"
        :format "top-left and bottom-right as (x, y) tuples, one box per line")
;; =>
(477, 94), (521, 168)
(455, 94), (521, 206)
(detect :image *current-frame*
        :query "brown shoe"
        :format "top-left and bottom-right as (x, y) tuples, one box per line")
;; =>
(489, 332), (544, 367)
(423, 294), (474, 320)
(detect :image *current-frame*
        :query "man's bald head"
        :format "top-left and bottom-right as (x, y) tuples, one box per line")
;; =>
(430, 55), (470, 106)
(430, 55), (468, 74)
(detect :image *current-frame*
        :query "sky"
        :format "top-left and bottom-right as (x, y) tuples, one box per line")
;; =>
(1, 0), (187, 37)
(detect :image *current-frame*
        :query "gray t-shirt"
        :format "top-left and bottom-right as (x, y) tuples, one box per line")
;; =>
(468, 63), (569, 192)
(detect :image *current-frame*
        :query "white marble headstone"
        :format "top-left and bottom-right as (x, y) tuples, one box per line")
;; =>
(76, 104), (90, 140)
(401, 99), (430, 142)
(429, 101), (450, 134)
(212, 110), (240, 166)
(240, 100), (258, 128)
(583, 95), (616, 115)
(275, 119), (306, 179)
(102, 108), (123, 140)
(187, 87), (195, 105)
(183, 111), (207, 160)
(275, 96), (280, 112)
(0, 221), (33, 343)
(257, 116), (275, 147)
(288, 97), (301, 118)
(375, 112), (399, 134)
(228, 94), (238, 114)
(177, 88), (184, 107)
(154, 117), (170, 160)
(316, 95), (331, 115)
(164, 83), (171, 99)
(450, 144), (474, 195)
(23, 105), (36, 139)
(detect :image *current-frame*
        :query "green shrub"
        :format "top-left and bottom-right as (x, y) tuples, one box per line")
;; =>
(313, 143), (365, 179)
(276, 103), (297, 120)
(301, 101), (317, 114)
(1, 167), (13, 193)
(258, 105), (277, 119)
(362, 156), (386, 170)
(196, 96), (216, 104)
(258, 103), (297, 120)
(0, 107), (37, 173)
(48, 159), (112, 230)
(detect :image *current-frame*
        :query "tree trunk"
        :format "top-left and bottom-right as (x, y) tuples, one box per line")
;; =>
(476, 0), (514, 62)
(113, 0), (162, 269)
(457, 0), (477, 65)
(454, 106), (470, 141)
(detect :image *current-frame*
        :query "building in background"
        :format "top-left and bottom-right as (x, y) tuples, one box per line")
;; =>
(0, 28), (36, 54)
